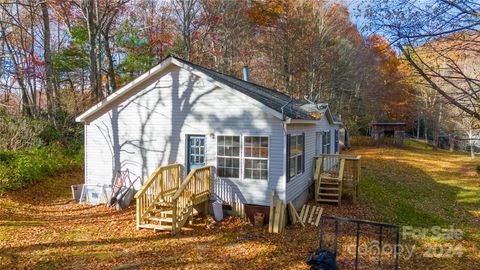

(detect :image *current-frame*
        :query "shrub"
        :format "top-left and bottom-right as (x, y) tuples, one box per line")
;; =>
(350, 136), (376, 147)
(0, 145), (82, 194)
(476, 165), (480, 175)
(0, 111), (45, 150)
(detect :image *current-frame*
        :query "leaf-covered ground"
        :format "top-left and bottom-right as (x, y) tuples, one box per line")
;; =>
(0, 143), (479, 269)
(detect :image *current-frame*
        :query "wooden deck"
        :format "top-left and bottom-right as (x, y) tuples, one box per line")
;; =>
(314, 154), (361, 205)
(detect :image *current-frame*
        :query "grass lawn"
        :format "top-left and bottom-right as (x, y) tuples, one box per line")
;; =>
(0, 142), (479, 269)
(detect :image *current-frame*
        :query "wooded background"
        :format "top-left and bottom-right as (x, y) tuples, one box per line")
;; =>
(0, 0), (478, 152)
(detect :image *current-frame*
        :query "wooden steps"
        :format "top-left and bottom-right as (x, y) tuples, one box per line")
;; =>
(138, 223), (173, 231)
(314, 158), (345, 205)
(146, 216), (173, 223)
(318, 192), (338, 197)
(135, 165), (212, 234)
(314, 154), (361, 205)
(317, 198), (339, 203)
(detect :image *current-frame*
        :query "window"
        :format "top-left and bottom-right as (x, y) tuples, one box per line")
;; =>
(334, 129), (339, 153)
(243, 136), (268, 180)
(288, 134), (304, 180)
(322, 131), (331, 154)
(217, 136), (240, 178)
(315, 132), (322, 156)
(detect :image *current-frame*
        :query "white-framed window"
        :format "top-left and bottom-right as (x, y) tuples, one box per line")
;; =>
(217, 135), (240, 178)
(322, 131), (331, 154)
(243, 136), (269, 180)
(288, 134), (304, 181)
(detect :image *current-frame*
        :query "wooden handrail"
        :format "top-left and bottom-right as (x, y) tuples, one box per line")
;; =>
(313, 154), (361, 204)
(172, 166), (212, 200)
(135, 163), (180, 199)
(171, 166), (211, 234)
(135, 163), (180, 230)
(172, 169), (195, 200)
(315, 154), (361, 160)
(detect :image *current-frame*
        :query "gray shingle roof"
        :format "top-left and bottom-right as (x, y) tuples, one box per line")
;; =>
(174, 57), (316, 120)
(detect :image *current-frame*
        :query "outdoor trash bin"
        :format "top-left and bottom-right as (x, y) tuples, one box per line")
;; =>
(306, 249), (337, 270)
(212, 200), (223, 221)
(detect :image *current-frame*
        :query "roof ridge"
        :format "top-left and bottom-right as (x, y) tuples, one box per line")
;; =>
(172, 56), (304, 103)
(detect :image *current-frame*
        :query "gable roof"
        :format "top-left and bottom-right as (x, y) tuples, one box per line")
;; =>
(76, 56), (340, 124)
(172, 57), (315, 120)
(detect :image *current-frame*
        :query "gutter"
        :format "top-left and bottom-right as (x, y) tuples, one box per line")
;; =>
(280, 98), (293, 122)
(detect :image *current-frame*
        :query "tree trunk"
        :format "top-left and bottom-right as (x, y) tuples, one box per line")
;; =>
(449, 135), (454, 152)
(0, 20), (32, 116)
(41, 2), (56, 126)
(416, 115), (420, 139)
(103, 32), (116, 94)
(85, 0), (101, 101)
(469, 128), (475, 159)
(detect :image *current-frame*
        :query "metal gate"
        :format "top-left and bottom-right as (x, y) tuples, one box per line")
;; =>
(319, 216), (400, 269)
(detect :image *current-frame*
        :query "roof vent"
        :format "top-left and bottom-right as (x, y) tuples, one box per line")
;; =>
(243, 66), (250, 82)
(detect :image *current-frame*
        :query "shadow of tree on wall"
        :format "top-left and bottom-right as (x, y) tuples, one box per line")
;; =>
(93, 66), (285, 208)
(95, 78), (167, 185)
(194, 110), (282, 206)
(95, 67), (218, 185)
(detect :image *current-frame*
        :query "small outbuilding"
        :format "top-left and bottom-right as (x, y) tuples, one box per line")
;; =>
(369, 122), (406, 144)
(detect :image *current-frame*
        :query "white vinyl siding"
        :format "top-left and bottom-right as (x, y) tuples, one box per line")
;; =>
(286, 120), (340, 203)
(84, 65), (285, 206)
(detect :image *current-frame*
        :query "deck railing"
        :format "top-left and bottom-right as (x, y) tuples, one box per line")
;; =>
(315, 154), (361, 180)
(314, 154), (361, 202)
(171, 166), (211, 234)
(134, 164), (180, 229)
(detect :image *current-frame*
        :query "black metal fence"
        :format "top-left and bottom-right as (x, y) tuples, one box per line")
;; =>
(319, 216), (400, 270)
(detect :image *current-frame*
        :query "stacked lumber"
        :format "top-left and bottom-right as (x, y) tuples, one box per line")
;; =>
(288, 203), (323, 227)
(268, 190), (286, 233)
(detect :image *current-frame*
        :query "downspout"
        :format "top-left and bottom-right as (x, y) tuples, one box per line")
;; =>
(280, 98), (293, 205)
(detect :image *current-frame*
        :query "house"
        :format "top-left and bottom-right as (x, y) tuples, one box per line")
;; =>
(369, 122), (406, 145)
(75, 56), (342, 220)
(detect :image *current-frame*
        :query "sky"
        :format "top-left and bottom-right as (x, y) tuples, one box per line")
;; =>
(338, 0), (371, 36)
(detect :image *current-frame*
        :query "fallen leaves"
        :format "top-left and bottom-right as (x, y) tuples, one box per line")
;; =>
(0, 145), (479, 269)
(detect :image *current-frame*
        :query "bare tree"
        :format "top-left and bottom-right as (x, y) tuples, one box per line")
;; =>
(72, 0), (128, 100)
(173, 0), (200, 60)
(364, 0), (480, 120)
(41, 1), (56, 124)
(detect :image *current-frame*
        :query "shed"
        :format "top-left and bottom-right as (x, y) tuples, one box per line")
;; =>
(369, 122), (406, 144)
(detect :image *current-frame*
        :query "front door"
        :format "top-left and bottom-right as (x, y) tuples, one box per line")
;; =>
(187, 135), (206, 172)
